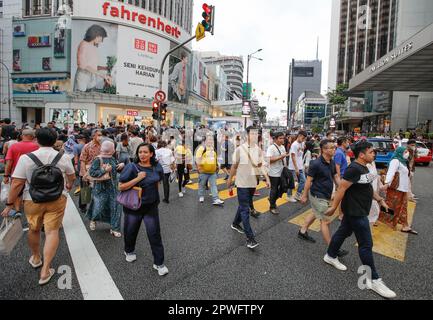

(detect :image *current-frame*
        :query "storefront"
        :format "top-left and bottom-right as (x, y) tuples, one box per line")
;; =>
(98, 104), (154, 127)
(45, 102), (96, 127)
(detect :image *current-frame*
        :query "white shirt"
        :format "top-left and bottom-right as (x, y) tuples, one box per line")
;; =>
(12, 147), (75, 201)
(233, 143), (265, 188)
(156, 148), (175, 174)
(288, 141), (304, 171)
(266, 144), (286, 177)
(385, 159), (409, 192)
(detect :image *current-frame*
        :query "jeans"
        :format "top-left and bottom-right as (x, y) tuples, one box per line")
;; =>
(177, 164), (190, 192)
(198, 173), (219, 201)
(124, 204), (165, 266)
(327, 215), (379, 280)
(233, 188), (256, 240)
(162, 173), (170, 201)
(288, 170), (306, 197)
(269, 176), (281, 209)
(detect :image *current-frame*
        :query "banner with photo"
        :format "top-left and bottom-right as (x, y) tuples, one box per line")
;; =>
(168, 50), (191, 103)
(190, 53), (209, 100)
(71, 20), (169, 98)
(13, 50), (21, 71)
(13, 77), (71, 95)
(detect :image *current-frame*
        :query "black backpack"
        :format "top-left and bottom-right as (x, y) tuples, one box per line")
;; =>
(26, 151), (65, 203)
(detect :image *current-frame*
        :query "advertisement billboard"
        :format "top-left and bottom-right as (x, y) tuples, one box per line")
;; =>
(191, 53), (209, 100)
(168, 51), (190, 103)
(71, 20), (170, 97)
(13, 77), (71, 95)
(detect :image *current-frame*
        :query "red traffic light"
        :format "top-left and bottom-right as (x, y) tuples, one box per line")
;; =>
(202, 3), (211, 15)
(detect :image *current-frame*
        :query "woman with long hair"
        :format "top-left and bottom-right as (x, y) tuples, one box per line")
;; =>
(118, 143), (168, 276)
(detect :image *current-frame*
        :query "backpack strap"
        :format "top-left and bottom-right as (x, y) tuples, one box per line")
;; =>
(27, 153), (44, 168)
(51, 150), (65, 167)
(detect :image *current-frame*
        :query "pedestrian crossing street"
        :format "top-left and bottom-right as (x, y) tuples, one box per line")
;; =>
(184, 171), (417, 263)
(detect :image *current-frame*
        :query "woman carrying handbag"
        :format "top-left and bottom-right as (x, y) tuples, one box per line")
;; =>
(381, 147), (418, 235)
(118, 143), (168, 277)
(86, 141), (124, 237)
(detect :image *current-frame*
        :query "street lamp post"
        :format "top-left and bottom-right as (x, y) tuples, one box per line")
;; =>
(0, 60), (12, 119)
(245, 49), (263, 128)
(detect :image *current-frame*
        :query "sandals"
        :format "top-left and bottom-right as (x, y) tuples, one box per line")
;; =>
(89, 221), (96, 231)
(110, 230), (122, 238)
(29, 256), (43, 269)
(401, 229), (419, 235)
(39, 268), (55, 286)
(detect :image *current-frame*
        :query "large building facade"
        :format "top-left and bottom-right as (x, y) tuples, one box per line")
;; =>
(288, 59), (322, 124)
(199, 52), (244, 101)
(329, 0), (433, 132)
(7, 0), (231, 128)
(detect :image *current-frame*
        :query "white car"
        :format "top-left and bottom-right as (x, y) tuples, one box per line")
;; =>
(401, 139), (432, 166)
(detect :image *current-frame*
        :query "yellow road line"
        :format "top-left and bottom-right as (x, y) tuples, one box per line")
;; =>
(219, 181), (268, 201)
(288, 202), (417, 262)
(185, 178), (227, 191)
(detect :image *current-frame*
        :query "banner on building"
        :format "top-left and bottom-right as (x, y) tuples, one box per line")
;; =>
(28, 35), (51, 48)
(13, 77), (71, 95)
(13, 50), (21, 71)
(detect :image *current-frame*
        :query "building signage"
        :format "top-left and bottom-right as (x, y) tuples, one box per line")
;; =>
(370, 42), (413, 73)
(13, 23), (26, 37)
(28, 35), (51, 48)
(127, 110), (139, 117)
(73, 0), (190, 44)
(242, 101), (251, 117)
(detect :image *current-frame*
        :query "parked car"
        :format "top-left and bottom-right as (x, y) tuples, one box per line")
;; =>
(401, 140), (432, 166)
(367, 138), (395, 166)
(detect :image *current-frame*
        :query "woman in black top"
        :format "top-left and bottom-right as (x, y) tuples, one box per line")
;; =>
(119, 143), (168, 276)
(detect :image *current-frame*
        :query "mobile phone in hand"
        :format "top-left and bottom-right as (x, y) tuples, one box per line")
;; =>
(381, 206), (395, 216)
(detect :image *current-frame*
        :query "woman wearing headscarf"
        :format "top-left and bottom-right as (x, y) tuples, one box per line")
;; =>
(86, 140), (125, 237)
(381, 147), (418, 235)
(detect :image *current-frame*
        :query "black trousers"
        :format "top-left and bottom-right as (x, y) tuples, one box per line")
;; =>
(162, 173), (170, 201)
(269, 176), (281, 209)
(177, 164), (190, 192)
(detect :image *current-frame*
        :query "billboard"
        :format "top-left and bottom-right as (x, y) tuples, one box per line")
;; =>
(28, 35), (51, 48)
(13, 77), (71, 95)
(71, 20), (170, 97)
(191, 53), (209, 100)
(168, 51), (190, 103)
(13, 50), (21, 72)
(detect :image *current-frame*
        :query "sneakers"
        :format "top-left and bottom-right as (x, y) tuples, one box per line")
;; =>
(246, 238), (259, 249)
(368, 278), (397, 299)
(287, 196), (298, 203)
(250, 209), (260, 219)
(294, 193), (302, 201)
(178, 192), (184, 198)
(231, 224), (245, 234)
(212, 199), (224, 206)
(323, 254), (347, 271)
(199, 196), (205, 203)
(124, 252), (137, 263)
(298, 230), (316, 243)
(162, 199), (170, 204)
(89, 221), (96, 231)
(153, 264), (169, 276)
(270, 208), (280, 215)
(182, 188), (187, 193)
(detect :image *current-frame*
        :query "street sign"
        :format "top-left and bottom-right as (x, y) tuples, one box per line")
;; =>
(242, 101), (251, 118)
(154, 90), (166, 103)
(330, 118), (336, 128)
(195, 23), (205, 41)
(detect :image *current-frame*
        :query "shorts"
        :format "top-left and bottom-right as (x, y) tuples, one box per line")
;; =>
(309, 192), (331, 221)
(24, 195), (67, 232)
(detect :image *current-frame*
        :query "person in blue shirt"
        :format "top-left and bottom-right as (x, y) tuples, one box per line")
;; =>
(119, 143), (168, 276)
(334, 137), (349, 179)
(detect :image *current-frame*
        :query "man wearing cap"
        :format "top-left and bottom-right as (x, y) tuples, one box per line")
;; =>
(3, 129), (39, 215)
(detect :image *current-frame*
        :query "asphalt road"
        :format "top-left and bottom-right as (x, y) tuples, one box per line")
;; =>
(1, 166), (432, 300)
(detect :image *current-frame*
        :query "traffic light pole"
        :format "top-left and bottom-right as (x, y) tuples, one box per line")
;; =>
(157, 35), (196, 133)
(245, 54), (251, 129)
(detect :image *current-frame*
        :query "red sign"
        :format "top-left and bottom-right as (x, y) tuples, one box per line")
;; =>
(154, 90), (166, 103)
(37, 82), (51, 91)
(134, 39), (146, 51)
(148, 42), (158, 54)
(127, 110), (139, 117)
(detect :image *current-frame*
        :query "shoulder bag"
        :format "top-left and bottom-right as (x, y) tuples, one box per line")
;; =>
(117, 164), (143, 211)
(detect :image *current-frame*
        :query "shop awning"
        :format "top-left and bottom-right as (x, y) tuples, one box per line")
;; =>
(349, 23), (433, 92)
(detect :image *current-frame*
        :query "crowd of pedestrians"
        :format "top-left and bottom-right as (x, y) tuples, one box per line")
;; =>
(0, 119), (424, 299)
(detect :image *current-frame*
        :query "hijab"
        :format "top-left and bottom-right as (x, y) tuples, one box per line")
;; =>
(392, 146), (408, 165)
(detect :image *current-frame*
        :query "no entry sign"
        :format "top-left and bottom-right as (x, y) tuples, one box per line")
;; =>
(154, 90), (166, 103)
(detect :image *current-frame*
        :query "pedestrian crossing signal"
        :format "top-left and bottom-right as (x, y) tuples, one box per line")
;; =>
(160, 103), (167, 121)
(152, 101), (159, 120)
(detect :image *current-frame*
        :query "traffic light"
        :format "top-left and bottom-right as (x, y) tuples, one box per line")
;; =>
(160, 103), (167, 121)
(152, 101), (159, 120)
(201, 3), (215, 35)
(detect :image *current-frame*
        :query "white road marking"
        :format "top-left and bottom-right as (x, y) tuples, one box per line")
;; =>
(62, 195), (123, 300)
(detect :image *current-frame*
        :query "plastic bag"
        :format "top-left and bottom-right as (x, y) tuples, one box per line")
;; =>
(1, 182), (10, 204)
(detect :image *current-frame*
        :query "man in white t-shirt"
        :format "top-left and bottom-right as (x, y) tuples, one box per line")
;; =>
(1, 128), (75, 286)
(155, 141), (175, 204)
(266, 132), (289, 215)
(288, 131), (307, 202)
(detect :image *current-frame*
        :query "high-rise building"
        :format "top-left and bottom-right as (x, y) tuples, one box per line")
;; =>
(0, 0), (21, 121)
(329, 0), (433, 132)
(198, 52), (244, 101)
(288, 59), (322, 121)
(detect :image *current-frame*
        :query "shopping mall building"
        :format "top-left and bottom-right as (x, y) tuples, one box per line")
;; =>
(4, 0), (235, 128)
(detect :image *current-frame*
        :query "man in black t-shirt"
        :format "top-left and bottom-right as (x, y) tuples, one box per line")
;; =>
(323, 140), (397, 299)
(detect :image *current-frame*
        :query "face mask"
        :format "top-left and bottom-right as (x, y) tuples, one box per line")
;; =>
(410, 146), (416, 151)
(403, 153), (410, 160)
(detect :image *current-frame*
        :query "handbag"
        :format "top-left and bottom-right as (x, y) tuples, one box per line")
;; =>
(0, 217), (23, 255)
(274, 144), (295, 190)
(85, 157), (112, 182)
(80, 183), (92, 205)
(1, 181), (10, 204)
(117, 164), (143, 210)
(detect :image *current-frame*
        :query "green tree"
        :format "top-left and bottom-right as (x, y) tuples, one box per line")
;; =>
(326, 83), (349, 106)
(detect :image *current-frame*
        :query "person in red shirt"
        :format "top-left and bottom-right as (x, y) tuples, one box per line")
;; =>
(3, 129), (39, 214)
